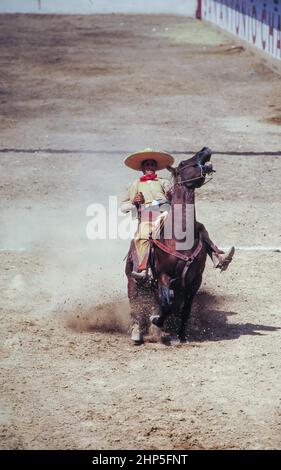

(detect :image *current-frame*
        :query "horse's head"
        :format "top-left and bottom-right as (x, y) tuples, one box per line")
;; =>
(167, 147), (214, 188)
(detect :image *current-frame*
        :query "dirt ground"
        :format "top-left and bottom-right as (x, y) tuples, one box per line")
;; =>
(1, 14), (281, 450)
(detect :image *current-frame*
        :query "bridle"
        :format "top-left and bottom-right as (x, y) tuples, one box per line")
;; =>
(175, 161), (215, 186)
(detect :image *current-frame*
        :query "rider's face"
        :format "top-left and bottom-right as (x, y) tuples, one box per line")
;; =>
(141, 159), (157, 174)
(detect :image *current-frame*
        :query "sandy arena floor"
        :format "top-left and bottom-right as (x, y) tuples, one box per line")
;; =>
(0, 13), (281, 450)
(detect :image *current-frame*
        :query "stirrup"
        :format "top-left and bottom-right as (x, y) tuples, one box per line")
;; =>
(131, 267), (154, 280)
(131, 270), (147, 280)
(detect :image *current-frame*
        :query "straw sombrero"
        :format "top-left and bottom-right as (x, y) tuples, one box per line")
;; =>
(124, 148), (175, 171)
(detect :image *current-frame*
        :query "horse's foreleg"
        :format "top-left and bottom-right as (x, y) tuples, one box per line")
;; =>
(196, 222), (221, 259)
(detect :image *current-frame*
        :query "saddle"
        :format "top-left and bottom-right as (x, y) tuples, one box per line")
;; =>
(128, 230), (204, 287)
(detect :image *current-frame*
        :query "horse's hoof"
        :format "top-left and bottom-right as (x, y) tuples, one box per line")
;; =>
(131, 324), (143, 344)
(212, 246), (235, 271)
(169, 337), (189, 345)
(161, 334), (172, 345)
(178, 338), (189, 345)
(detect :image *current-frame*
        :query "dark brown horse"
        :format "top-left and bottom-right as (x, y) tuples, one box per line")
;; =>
(125, 147), (214, 344)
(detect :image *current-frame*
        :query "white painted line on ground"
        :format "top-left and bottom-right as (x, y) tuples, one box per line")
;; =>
(0, 248), (28, 252)
(222, 246), (281, 252)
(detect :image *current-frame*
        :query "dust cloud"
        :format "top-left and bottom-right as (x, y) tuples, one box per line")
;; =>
(1, 197), (130, 324)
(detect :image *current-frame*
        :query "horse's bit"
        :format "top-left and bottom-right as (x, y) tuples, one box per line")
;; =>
(175, 161), (215, 186)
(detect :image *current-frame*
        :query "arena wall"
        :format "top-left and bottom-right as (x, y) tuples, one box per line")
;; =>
(0, 0), (197, 16)
(199, 0), (281, 60)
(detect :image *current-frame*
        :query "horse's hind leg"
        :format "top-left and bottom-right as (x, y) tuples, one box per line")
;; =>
(152, 273), (171, 328)
(178, 275), (203, 342)
(178, 294), (194, 342)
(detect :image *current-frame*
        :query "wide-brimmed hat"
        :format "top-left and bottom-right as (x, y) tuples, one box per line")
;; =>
(124, 148), (175, 171)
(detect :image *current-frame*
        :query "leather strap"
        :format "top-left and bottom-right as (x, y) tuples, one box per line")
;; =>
(152, 238), (203, 263)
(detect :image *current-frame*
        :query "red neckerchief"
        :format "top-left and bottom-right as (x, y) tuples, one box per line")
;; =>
(140, 172), (158, 182)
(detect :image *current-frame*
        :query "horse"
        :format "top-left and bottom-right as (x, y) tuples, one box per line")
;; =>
(125, 147), (215, 344)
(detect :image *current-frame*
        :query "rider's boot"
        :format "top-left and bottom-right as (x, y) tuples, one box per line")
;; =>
(131, 247), (152, 280)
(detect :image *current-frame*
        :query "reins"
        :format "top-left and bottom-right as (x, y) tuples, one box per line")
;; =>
(175, 163), (214, 186)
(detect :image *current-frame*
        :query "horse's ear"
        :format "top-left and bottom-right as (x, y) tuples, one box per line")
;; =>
(166, 165), (176, 176)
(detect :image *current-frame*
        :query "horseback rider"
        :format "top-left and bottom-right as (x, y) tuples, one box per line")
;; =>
(121, 149), (235, 279)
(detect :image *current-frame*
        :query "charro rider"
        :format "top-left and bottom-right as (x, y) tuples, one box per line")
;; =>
(121, 149), (234, 278)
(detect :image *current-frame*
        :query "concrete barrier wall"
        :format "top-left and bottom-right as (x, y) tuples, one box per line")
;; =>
(0, 0), (197, 16)
(200, 0), (281, 60)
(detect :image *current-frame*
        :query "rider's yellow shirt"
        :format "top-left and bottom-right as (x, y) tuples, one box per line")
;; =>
(121, 177), (172, 212)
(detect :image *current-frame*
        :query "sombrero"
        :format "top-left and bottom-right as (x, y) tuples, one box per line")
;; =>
(124, 148), (175, 171)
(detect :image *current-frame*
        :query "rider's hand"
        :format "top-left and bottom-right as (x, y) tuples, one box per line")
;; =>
(133, 192), (145, 205)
